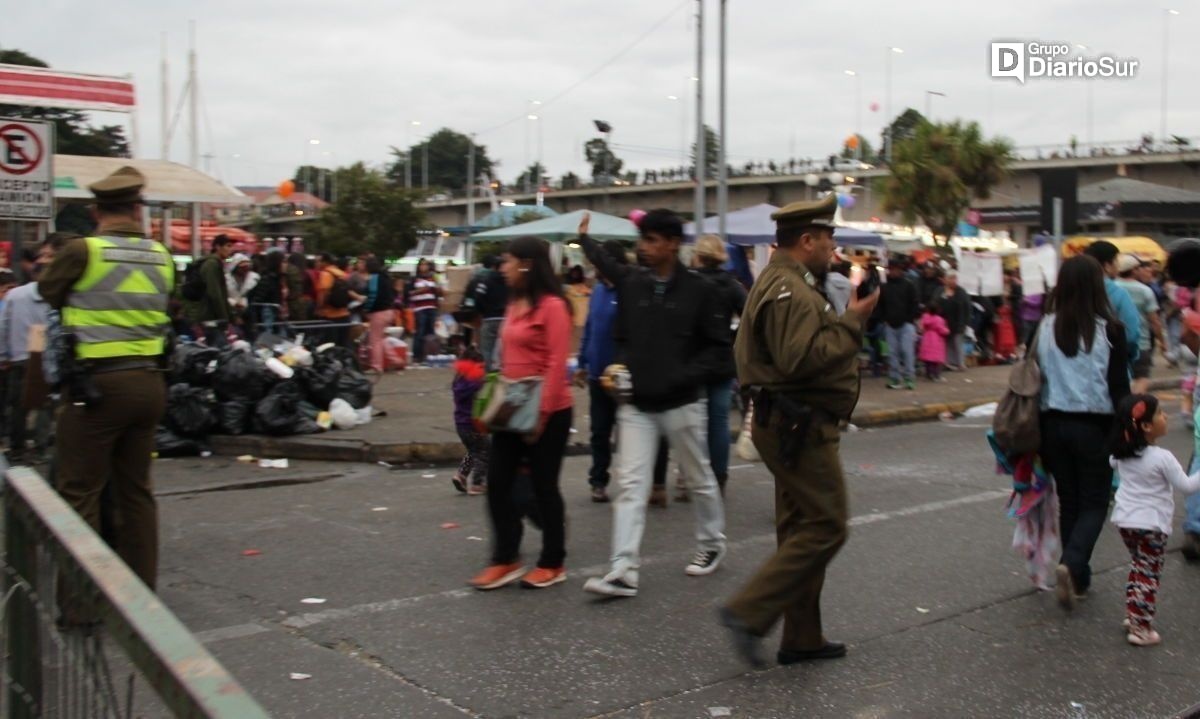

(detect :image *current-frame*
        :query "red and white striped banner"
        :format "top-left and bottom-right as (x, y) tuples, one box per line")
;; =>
(0, 64), (135, 113)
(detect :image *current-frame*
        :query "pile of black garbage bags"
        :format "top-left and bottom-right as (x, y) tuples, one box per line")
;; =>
(156, 336), (373, 457)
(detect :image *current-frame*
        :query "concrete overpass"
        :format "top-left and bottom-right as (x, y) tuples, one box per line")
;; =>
(417, 149), (1200, 246)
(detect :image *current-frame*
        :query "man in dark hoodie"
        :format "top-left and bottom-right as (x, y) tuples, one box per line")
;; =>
(576, 210), (729, 598)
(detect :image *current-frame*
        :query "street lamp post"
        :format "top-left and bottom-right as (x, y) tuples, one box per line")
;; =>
(924, 90), (946, 119)
(845, 70), (861, 160)
(668, 95), (685, 168)
(717, 0), (728, 242)
(694, 0), (706, 232)
(305, 138), (320, 195)
(885, 46), (903, 163)
(1162, 9), (1180, 145)
(532, 100), (543, 191)
(406, 120), (420, 190)
(1074, 44), (1095, 149)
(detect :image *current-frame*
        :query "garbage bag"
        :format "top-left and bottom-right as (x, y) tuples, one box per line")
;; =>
(329, 398), (357, 430)
(298, 358), (343, 409)
(217, 400), (253, 435)
(253, 382), (307, 436)
(335, 369), (372, 410)
(297, 400), (321, 420)
(155, 427), (209, 458)
(318, 345), (360, 372)
(165, 384), (216, 438)
(213, 351), (272, 402)
(169, 343), (220, 387)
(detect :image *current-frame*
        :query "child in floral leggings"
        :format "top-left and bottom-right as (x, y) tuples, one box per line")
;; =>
(1109, 394), (1200, 646)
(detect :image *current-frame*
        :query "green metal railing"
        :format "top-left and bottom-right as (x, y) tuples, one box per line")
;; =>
(2, 465), (270, 718)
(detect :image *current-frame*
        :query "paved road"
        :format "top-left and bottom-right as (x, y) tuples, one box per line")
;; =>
(152, 412), (1200, 718)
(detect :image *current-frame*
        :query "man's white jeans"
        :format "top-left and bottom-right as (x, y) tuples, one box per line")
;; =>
(608, 400), (726, 586)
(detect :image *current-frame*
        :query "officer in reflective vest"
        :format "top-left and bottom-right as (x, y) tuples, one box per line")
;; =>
(39, 165), (173, 593)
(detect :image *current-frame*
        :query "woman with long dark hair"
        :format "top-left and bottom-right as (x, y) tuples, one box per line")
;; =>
(1036, 255), (1130, 610)
(363, 257), (396, 372)
(469, 236), (573, 591)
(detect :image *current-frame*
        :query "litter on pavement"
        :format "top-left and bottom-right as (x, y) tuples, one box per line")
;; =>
(241, 549), (262, 557)
(289, 673), (312, 681)
(258, 458), (289, 469)
(441, 522), (460, 529)
(963, 402), (998, 418)
(300, 598), (327, 604)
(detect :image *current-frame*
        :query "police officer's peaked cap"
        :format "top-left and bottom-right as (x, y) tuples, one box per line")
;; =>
(771, 193), (837, 231)
(89, 165), (145, 205)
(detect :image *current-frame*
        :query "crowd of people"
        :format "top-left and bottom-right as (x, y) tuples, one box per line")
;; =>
(15, 165), (1200, 670)
(441, 203), (1200, 660)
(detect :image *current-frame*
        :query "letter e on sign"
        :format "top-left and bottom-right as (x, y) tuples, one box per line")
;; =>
(0, 118), (54, 221)
(0, 123), (44, 175)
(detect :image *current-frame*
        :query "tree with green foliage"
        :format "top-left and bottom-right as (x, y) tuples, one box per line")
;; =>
(584, 138), (623, 184)
(0, 50), (130, 157)
(560, 171), (581, 190)
(881, 120), (1013, 247)
(514, 163), (548, 192)
(839, 134), (877, 163)
(292, 165), (334, 201)
(690, 125), (721, 177)
(311, 163), (427, 257)
(386, 128), (494, 192)
(879, 108), (927, 163)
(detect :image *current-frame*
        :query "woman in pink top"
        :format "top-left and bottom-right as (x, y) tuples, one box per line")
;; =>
(469, 236), (574, 592)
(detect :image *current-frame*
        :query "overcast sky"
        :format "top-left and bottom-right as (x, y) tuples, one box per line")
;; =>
(8, 0), (1199, 189)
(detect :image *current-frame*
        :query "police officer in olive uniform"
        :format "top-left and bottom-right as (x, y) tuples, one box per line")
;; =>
(718, 194), (879, 667)
(39, 166), (173, 591)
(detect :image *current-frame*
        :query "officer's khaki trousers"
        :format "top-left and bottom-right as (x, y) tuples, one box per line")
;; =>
(725, 414), (848, 651)
(56, 369), (165, 590)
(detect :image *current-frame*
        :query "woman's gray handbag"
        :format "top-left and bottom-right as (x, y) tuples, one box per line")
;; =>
(480, 376), (544, 434)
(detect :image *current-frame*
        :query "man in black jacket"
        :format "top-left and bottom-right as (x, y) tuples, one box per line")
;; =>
(577, 210), (729, 598)
(878, 260), (921, 389)
(467, 255), (507, 371)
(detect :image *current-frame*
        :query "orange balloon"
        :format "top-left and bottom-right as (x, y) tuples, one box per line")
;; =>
(278, 179), (295, 199)
(845, 135), (860, 150)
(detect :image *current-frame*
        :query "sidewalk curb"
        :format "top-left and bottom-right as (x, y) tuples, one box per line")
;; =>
(207, 376), (1185, 465)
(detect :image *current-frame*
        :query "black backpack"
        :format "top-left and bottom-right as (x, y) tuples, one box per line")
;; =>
(181, 257), (211, 302)
(326, 273), (352, 309)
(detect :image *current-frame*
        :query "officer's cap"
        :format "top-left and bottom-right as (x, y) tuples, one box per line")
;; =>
(771, 193), (837, 232)
(89, 165), (145, 205)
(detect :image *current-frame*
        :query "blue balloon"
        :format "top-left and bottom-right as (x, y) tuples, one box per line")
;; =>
(837, 194), (856, 209)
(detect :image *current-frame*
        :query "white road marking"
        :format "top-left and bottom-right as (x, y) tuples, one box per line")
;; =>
(275, 489), (1010, 632)
(194, 623), (270, 643)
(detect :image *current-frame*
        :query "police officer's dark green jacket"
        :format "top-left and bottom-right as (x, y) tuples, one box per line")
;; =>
(39, 218), (174, 358)
(735, 252), (866, 420)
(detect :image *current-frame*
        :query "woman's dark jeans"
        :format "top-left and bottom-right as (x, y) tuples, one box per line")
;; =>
(1040, 412), (1114, 592)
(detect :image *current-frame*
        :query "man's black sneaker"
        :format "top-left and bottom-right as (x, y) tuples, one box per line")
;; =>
(685, 547), (726, 576)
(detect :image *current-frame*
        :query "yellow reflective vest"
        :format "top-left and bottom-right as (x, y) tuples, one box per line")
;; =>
(61, 235), (174, 360)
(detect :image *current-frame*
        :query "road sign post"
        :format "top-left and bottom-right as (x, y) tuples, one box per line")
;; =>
(0, 118), (54, 281)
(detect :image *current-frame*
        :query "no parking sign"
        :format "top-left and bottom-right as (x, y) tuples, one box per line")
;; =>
(0, 118), (53, 220)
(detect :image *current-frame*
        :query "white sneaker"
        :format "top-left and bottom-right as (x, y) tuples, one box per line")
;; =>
(685, 547), (726, 576)
(583, 576), (638, 597)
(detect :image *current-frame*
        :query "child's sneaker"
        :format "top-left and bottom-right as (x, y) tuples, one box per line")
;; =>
(886, 381), (903, 390)
(1127, 628), (1162, 646)
(467, 482), (487, 496)
(469, 563), (525, 591)
(521, 567), (567, 588)
(904, 379), (916, 391)
(451, 475), (468, 494)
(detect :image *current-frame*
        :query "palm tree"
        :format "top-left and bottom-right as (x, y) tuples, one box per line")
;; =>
(882, 119), (1013, 247)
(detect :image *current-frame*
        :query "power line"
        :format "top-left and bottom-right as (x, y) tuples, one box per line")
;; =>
(473, 0), (689, 137)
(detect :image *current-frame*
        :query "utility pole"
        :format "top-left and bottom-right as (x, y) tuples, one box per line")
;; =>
(160, 32), (169, 160)
(716, 0), (728, 242)
(466, 134), (476, 229)
(693, 0), (706, 232)
(188, 21), (199, 169)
